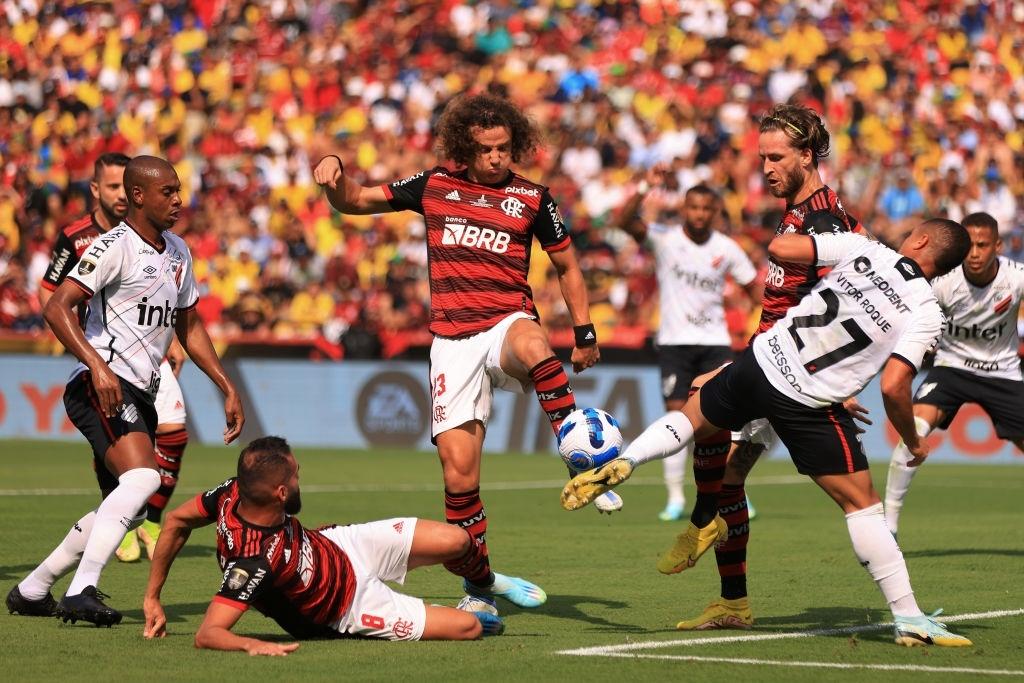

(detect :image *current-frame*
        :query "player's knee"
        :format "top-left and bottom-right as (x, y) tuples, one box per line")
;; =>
(442, 525), (473, 557)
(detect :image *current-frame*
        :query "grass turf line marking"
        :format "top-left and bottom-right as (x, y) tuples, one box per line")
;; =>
(558, 608), (1024, 656)
(0, 474), (808, 496)
(596, 654), (1024, 677)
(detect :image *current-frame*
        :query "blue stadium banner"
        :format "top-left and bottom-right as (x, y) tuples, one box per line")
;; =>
(0, 354), (1020, 464)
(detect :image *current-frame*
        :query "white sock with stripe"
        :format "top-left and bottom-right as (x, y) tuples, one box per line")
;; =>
(66, 468), (160, 596)
(18, 511), (97, 600)
(884, 417), (932, 535)
(846, 502), (922, 618)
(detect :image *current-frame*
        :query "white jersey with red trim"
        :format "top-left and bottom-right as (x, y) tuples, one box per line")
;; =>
(648, 224), (757, 346)
(66, 222), (198, 399)
(753, 232), (942, 408)
(931, 257), (1024, 381)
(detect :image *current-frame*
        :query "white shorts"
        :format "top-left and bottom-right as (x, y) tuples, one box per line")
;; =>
(732, 417), (777, 451)
(320, 517), (426, 641)
(153, 360), (186, 425)
(429, 312), (535, 438)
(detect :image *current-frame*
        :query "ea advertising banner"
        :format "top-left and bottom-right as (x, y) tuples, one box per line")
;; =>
(0, 354), (1020, 464)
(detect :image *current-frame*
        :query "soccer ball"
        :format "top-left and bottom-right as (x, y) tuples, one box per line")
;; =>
(557, 408), (623, 473)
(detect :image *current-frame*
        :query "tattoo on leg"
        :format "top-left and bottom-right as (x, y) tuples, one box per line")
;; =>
(728, 442), (765, 480)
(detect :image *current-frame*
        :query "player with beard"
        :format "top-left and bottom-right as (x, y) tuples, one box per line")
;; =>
(6, 157), (243, 626)
(142, 436), (504, 653)
(34, 153), (192, 565)
(617, 175), (760, 521)
(652, 105), (870, 631)
(884, 212), (1024, 536)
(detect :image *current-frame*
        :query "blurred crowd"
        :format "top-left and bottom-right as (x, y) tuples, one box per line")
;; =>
(2, 0), (1023, 356)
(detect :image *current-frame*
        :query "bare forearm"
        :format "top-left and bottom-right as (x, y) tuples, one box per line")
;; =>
(616, 192), (647, 243)
(145, 520), (192, 600)
(195, 625), (265, 652)
(178, 319), (233, 396)
(557, 267), (592, 326)
(883, 387), (919, 446)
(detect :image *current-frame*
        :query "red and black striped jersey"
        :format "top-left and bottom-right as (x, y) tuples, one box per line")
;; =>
(756, 186), (859, 337)
(41, 213), (104, 291)
(196, 478), (357, 639)
(384, 167), (571, 338)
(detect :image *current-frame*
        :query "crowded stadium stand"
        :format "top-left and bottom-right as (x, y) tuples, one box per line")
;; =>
(1, 0), (1023, 359)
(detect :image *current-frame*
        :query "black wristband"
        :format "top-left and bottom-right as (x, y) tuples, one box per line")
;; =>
(574, 323), (597, 347)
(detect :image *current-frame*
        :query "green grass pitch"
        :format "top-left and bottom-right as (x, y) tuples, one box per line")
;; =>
(1, 439), (1021, 682)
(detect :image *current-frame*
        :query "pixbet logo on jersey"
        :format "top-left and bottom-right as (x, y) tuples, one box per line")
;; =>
(442, 219), (511, 253)
(136, 296), (178, 328)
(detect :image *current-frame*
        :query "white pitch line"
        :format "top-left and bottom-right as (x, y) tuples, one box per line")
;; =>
(597, 654), (1024, 677)
(0, 473), (808, 497)
(557, 608), (1024, 656)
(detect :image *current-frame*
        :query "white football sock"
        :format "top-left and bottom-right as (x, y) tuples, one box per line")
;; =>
(623, 412), (694, 467)
(846, 502), (922, 618)
(884, 417), (932, 535)
(661, 443), (690, 507)
(66, 468), (160, 596)
(18, 510), (97, 600)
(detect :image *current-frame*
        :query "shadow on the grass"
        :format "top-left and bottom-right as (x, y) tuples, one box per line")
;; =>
(754, 606), (888, 633)
(0, 564), (40, 581)
(120, 601), (210, 624)
(903, 547), (1024, 559)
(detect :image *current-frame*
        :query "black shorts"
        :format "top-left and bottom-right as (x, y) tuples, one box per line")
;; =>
(658, 345), (734, 402)
(915, 366), (1024, 440)
(699, 348), (868, 476)
(64, 371), (158, 491)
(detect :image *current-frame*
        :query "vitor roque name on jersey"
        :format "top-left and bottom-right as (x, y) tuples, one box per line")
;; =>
(136, 296), (178, 328)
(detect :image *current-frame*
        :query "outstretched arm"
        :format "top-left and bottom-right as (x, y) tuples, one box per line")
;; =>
(880, 357), (928, 466)
(313, 155), (394, 215)
(548, 244), (600, 372)
(767, 234), (816, 264)
(194, 602), (300, 656)
(143, 497), (214, 638)
(174, 306), (243, 443)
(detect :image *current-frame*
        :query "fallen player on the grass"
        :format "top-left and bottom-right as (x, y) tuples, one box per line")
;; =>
(563, 220), (975, 648)
(142, 436), (503, 655)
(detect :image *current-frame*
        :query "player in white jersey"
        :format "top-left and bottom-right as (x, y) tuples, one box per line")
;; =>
(563, 220), (976, 647)
(6, 157), (244, 627)
(618, 175), (760, 520)
(885, 212), (1024, 536)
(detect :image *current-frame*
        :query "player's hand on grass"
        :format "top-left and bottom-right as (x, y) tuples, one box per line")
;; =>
(906, 438), (930, 467)
(842, 397), (872, 432)
(246, 641), (300, 657)
(313, 156), (343, 189)
(89, 363), (123, 418)
(142, 597), (167, 639)
(571, 344), (600, 373)
(223, 391), (244, 444)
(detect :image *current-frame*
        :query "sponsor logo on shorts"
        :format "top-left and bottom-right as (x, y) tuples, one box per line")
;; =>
(392, 521), (405, 534)
(121, 403), (139, 423)
(433, 405), (446, 423)
(915, 382), (937, 399)
(356, 371), (430, 447)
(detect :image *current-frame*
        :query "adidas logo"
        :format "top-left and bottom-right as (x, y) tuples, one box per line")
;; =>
(393, 521), (405, 534)
(584, 331), (595, 340)
(174, 400), (183, 409)
(445, 190), (461, 201)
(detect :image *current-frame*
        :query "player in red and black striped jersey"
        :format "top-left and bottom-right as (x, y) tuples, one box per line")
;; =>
(36, 152), (193, 565)
(669, 105), (871, 631)
(142, 437), (501, 653)
(315, 93), (605, 611)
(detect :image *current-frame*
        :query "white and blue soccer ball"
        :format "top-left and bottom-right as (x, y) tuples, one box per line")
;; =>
(557, 408), (623, 473)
